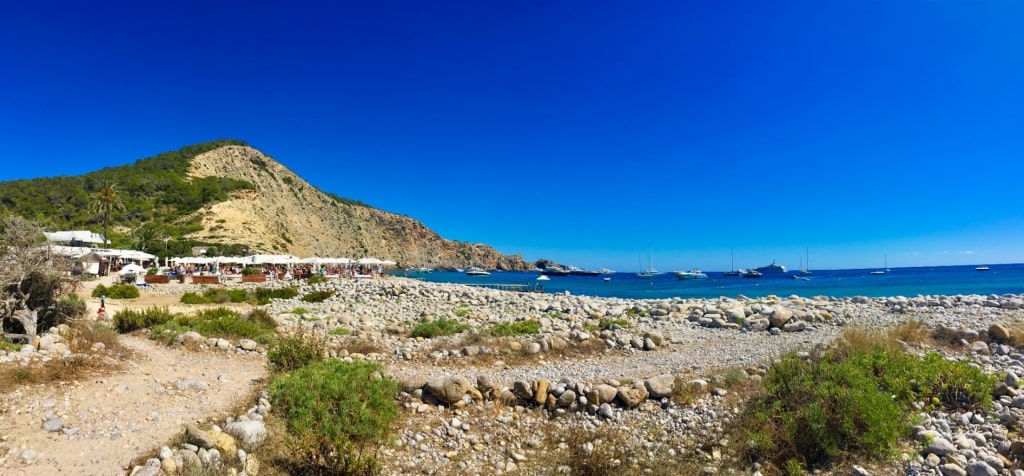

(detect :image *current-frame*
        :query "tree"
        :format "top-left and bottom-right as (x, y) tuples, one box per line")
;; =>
(0, 216), (73, 342)
(91, 181), (124, 248)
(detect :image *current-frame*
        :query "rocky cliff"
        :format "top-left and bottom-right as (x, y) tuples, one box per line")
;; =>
(184, 145), (528, 270)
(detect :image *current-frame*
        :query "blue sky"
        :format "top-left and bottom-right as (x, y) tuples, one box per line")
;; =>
(2, 1), (1023, 271)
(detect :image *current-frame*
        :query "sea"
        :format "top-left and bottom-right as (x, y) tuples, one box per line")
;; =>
(397, 264), (1024, 301)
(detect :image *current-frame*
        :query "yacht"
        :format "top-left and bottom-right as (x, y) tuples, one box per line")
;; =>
(755, 261), (787, 274)
(465, 267), (490, 276)
(741, 269), (762, 278)
(673, 269), (709, 280)
(976, 266), (991, 271)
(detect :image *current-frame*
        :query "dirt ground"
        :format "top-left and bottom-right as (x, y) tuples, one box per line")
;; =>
(0, 276), (268, 475)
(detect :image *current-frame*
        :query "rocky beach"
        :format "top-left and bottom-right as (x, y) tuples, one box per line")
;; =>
(3, 276), (1024, 475)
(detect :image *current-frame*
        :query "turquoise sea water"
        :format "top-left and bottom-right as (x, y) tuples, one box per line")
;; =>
(400, 264), (1024, 300)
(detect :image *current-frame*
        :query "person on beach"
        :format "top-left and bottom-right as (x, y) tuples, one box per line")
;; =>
(96, 307), (107, 321)
(100, 295), (106, 309)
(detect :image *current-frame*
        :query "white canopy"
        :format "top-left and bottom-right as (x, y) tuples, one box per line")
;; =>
(117, 263), (146, 275)
(45, 230), (106, 244)
(357, 257), (384, 265)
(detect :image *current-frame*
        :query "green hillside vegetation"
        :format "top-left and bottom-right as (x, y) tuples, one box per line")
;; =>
(0, 139), (331, 261)
(0, 139), (253, 257)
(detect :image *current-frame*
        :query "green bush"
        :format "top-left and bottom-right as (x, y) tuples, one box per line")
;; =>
(410, 317), (470, 339)
(487, 320), (541, 337)
(268, 330), (325, 372)
(180, 288), (252, 305)
(147, 307), (279, 345)
(114, 306), (175, 333)
(307, 275), (327, 284)
(92, 283), (139, 299)
(269, 360), (399, 474)
(241, 267), (260, 276)
(301, 290), (334, 303)
(179, 308), (277, 343)
(743, 346), (997, 472)
(180, 292), (206, 304)
(255, 286), (298, 305)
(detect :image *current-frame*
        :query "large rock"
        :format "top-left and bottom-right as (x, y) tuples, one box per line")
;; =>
(225, 420), (268, 451)
(644, 374), (676, 399)
(398, 375), (428, 393)
(590, 384), (618, 404)
(185, 424), (216, 449)
(424, 376), (481, 404)
(989, 323), (1011, 342)
(616, 382), (649, 407)
(533, 379), (550, 406)
(768, 308), (793, 328)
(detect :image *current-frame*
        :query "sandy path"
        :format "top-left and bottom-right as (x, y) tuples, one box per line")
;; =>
(0, 277), (268, 475)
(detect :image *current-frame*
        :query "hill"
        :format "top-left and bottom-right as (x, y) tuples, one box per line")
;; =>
(0, 141), (529, 270)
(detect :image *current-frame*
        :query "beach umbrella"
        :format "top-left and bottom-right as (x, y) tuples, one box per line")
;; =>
(358, 257), (383, 265)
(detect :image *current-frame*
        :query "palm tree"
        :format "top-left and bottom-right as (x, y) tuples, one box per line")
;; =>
(91, 182), (124, 248)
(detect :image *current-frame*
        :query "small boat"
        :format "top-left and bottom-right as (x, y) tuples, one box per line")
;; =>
(599, 268), (615, 274)
(792, 275), (810, 281)
(536, 274), (551, 281)
(870, 254), (888, 275)
(723, 249), (741, 276)
(741, 269), (762, 278)
(635, 246), (660, 278)
(603, 277), (611, 282)
(976, 266), (991, 271)
(798, 247), (812, 275)
(465, 267), (490, 276)
(673, 269), (709, 280)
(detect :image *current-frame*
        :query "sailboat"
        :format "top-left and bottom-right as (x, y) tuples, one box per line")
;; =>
(799, 247), (812, 275)
(635, 245), (660, 278)
(870, 254), (887, 275)
(723, 249), (741, 277)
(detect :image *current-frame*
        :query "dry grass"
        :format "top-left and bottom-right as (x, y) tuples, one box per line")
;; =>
(516, 419), (706, 475)
(0, 320), (128, 394)
(428, 334), (611, 368)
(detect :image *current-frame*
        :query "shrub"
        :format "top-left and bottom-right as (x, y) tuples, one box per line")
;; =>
(328, 327), (351, 336)
(267, 330), (325, 372)
(410, 317), (470, 339)
(487, 320), (541, 337)
(742, 343), (997, 472)
(269, 360), (399, 475)
(292, 308), (308, 315)
(94, 283), (140, 299)
(180, 292), (205, 304)
(114, 306), (175, 333)
(255, 287), (298, 305)
(301, 290), (334, 303)
(175, 307), (278, 343)
(241, 267), (260, 276)
(307, 275), (327, 284)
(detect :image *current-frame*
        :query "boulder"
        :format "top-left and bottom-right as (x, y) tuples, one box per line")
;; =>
(225, 420), (268, 451)
(644, 374), (676, 399)
(616, 382), (649, 407)
(185, 424), (216, 449)
(989, 323), (1011, 342)
(425, 376), (481, 404)
(590, 384), (618, 404)
(534, 379), (550, 406)
(768, 308), (793, 328)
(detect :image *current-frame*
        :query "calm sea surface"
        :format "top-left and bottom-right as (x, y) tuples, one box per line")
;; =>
(398, 264), (1024, 300)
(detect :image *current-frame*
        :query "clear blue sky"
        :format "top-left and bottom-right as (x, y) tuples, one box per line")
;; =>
(2, 1), (1022, 271)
